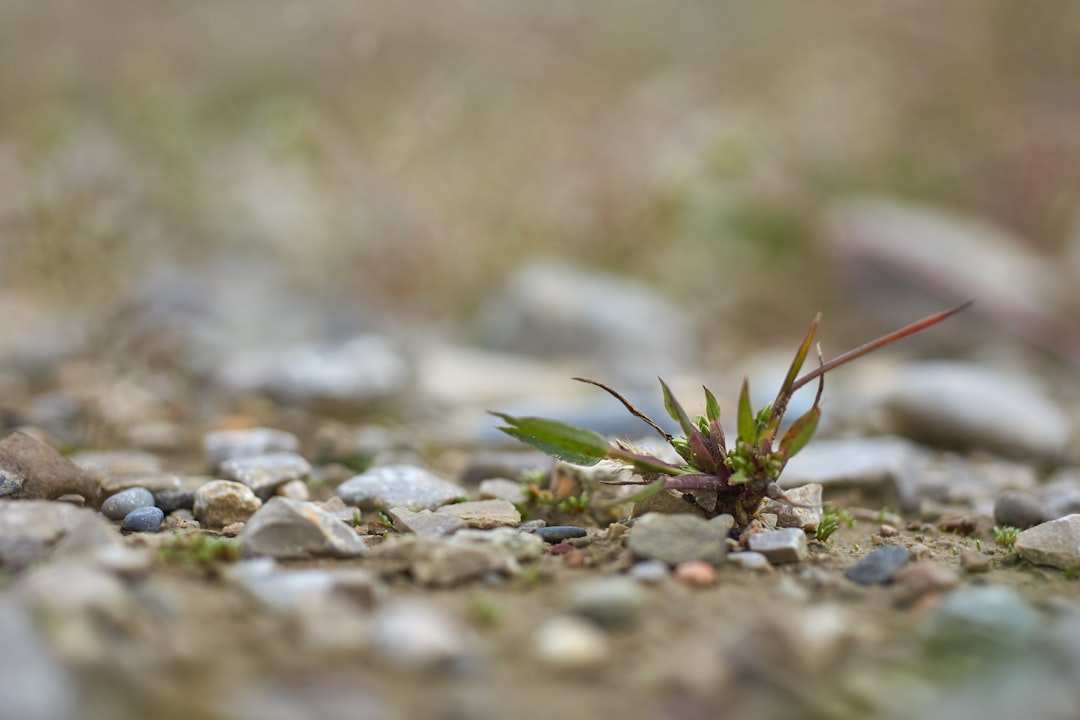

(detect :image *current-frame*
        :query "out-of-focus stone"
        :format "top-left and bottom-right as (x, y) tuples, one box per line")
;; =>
(193, 480), (262, 530)
(628, 513), (728, 566)
(203, 427), (300, 469)
(336, 465), (466, 511)
(220, 452), (312, 499)
(1014, 515), (1080, 570)
(0, 431), (100, 505)
(435, 499), (521, 529)
(239, 497), (367, 559)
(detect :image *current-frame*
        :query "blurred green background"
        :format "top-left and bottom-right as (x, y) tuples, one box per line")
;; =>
(2, 0), (1078, 357)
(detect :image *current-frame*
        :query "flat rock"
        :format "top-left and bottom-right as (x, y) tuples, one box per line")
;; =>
(1014, 515), (1080, 569)
(409, 541), (511, 587)
(0, 501), (118, 571)
(628, 513), (728, 566)
(844, 544), (910, 585)
(880, 361), (1071, 462)
(239, 497), (368, 559)
(0, 431), (100, 506)
(780, 436), (929, 510)
(763, 483), (823, 532)
(386, 506), (468, 537)
(220, 452), (312, 499)
(748, 528), (808, 564)
(203, 427), (300, 469)
(435, 499), (521, 529)
(100, 487), (156, 520)
(193, 480), (262, 530)
(451, 527), (544, 562)
(69, 450), (162, 476)
(336, 465), (466, 511)
(477, 477), (528, 505)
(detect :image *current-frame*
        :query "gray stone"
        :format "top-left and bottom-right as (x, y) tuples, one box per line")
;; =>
(477, 477), (528, 505)
(219, 335), (410, 406)
(762, 483), (823, 532)
(880, 361), (1071, 462)
(97, 472), (182, 498)
(121, 506), (163, 533)
(1015, 515), (1080, 570)
(919, 586), (1042, 654)
(0, 431), (100, 505)
(779, 436), (929, 510)
(533, 615), (610, 671)
(478, 259), (696, 379)
(452, 527), (544, 562)
(203, 427), (300, 469)
(336, 465), (466, 511)
(386, 506), (467, 537)
(239, 497), (368, 559)
(369, 599), (472, 670)
(409, 541), (510, 587)
(69, 449), (162, 476)
(435, 499), (521, 529)
(994, 490), (1045, 530)
(536, 526), (588, 543)
(227, 561), (384, 611)
(0, 597), (79, 720)
(100, 487), (156, 520)
(628, 512), (729, 566)
(193, 480), (262, 530)
(748, 528), (809, 564)
(569, 577), (648, 628)
(220, 452), (312, 499)
(0, 501), (117, 571)
(629, 559), (670, 584)
(844, 544), (910, 585)
(727, 552), (772, 571)
(154, 475), (213, 513)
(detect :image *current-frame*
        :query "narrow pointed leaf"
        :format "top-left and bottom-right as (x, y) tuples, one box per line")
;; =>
(606, 446), (688, 476)
(574, 377), (672, 442)
(792, 301), (972, 392)
(660, 378), (718, 471)
(736, 378), (755, 446)
(770, 313), (820, 426)
(615, 478), (668, 506)
(704, 386), (722, 423)
(490, 413), (609, 466)
(779, 405), (820, 460)
(659, 378), (695, 437)
(709, 418), (727, 455)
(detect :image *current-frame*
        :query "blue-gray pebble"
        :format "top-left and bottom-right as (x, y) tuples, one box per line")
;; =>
(101, 487), (156, 520)
(844, 544), (910, 585)
(122, 506), (164, 533)
(536, 526), (588, 543)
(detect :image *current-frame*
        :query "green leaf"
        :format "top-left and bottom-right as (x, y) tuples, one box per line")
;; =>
(660, 378), (719, 473)
(771, 313), (820, 425)
(704, 386), (722, 424)
(659, 378), (694, 438)
(737, 378), (755, 446)
(490, 413), (609, 466)
(779, 405), (820, 460)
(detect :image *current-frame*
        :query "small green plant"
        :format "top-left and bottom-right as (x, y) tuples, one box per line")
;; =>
(975, 538), (982, 552)
(993, 525), (1020, 549)
(493, 305), (968, 527)
(853, 543), (860, 552)
(352, 509), (363, 528)
(1064, 566), (1079, 580)
(557, 491), (591, 514)
(817, 506), (855, 543)
(157, 533), (242, 564)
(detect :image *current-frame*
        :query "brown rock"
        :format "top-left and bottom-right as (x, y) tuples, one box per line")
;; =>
(0, 431), (101, 506)
(193, 480), (262, 530)
(436, 499), (521, 529)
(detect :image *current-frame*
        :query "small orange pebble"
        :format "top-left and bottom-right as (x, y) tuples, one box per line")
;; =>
(674, 560), (717, 587)
(880, 524), (899, 537)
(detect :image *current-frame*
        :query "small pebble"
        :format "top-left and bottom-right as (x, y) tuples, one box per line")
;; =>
(909, 543), (931, 561)
(536, 526), (588, 544)
(959, 550), (991, 573)
(101, 487), (156, 521)
(748, 528), (808, 564)
(845, 544), (910, 585)
(892, 562), (960, 606)
(569, 577), (647, 628)
(533, 616), (610, 671)
(674, 560), (717, 587)
(727, 552), (772, 572)
(629, 560), (669, 584)
(879, 524), (899, 537)
(121, 506), (164, 533)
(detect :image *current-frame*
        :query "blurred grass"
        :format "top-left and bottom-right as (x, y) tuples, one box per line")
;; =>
(1, 0), (1078, 346)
